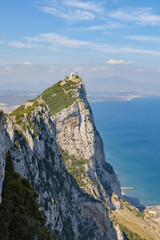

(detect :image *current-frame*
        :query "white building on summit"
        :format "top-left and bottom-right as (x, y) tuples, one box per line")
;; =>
(69, 73), (74, 79)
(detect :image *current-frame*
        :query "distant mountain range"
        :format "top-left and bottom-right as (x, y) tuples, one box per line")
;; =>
(86, 76), (160, 101)
(86, 76), (160, 93)
(0, 90), (37, 108)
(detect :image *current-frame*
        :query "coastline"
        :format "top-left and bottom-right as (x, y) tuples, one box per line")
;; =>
(88, 92), (160, 103)
(122, 191), (160, 224)
(91, 99), (160, 208)
(144, 206), (160, 223)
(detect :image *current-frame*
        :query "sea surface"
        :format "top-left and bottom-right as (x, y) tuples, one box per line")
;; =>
(90, 97), (160, 206)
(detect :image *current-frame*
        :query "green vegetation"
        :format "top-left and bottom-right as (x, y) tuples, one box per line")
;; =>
(88, 177), (97, 187)
(59, 147), (87, 188)
(42, 80), (78, 115)
(13, 126), (27, 141)
(14, 140), (21, 152)
(0, 151), (52, 240)
(10, 100), (39, 119)
(65, 75), (69, 79)
(84, 104), (88, 110)
(4, 113), (8, 121)
(101, 201), (109, 210)
(121, 199), (145, 219)
(110, 214), (118, 225)
(59, 147), (102, 197)
(120, 224), (145, 240)
(9, 100), (43, 138)
(132, 208), (145, 219)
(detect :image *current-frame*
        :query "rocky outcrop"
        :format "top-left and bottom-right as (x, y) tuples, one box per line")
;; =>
(0, 98), (120, 239)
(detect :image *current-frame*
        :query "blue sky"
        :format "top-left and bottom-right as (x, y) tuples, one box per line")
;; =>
(1, 0), (160, 91)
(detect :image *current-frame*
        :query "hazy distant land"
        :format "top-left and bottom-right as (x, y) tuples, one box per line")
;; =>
(86, 76), (160, 102)
(0, 103), (20, 113)
(0, 90), (39, 113)
(87, 91), (159, 102)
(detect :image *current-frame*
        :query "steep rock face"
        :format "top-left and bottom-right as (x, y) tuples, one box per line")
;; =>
(51, 76), (121, 207)
(1, 100), (120, 239)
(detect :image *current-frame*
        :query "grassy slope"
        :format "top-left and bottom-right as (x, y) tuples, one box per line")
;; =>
(114, 200), (160, 240)
(42, 80), (78, 115)
(9, 77), (80, 121)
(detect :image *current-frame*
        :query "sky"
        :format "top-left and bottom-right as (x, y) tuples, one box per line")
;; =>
(1, 0), (160, 91)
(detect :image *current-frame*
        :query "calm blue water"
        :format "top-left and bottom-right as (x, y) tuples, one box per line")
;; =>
(90, 97), (160, 206)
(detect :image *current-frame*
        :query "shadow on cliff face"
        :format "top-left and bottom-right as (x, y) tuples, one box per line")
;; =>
(0, 150), (52, 240)
(3, 110), (119, 240)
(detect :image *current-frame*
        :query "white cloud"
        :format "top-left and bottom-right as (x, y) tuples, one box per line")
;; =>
(125, 61), (136, 64)
(8, 33), (91, 51)
(136, 68), (148, 72)
(107, 59), (124, 64)
(90, 66), (107, 72)
(9, 42), (32, 48)
(135, 68), (160, 73)
(152, 69), (160, 73)
(27, 33), (91, 47)
(62, 0), (104, 13)
(87, 25), (105, 30)
(109, 7), (160, 26)
(72, 66), (87, 72)
(83, 22), (125, 31)
(48, 66), (57, 73)
(4, 66), (13, 73)
(24, 61), (32, 65)
(120, 47), (160, 55)
(127, 35), (160, 43)
(9, 42), (36, 48)
(41, 7), (95, 20)
(8, 32), (160, 56)
(106, 59), (135, 65)
(0, 65), (24, 74)
(39, 0), (104, 22)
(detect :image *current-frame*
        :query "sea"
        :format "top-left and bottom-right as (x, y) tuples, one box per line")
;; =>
(90, 96), (160, 206)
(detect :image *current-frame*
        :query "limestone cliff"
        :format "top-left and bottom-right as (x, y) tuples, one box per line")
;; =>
(50, 76), (121, 207)
(0, 97), (120, 239)
(0, 75), (160, 240)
